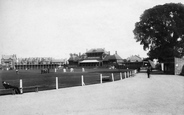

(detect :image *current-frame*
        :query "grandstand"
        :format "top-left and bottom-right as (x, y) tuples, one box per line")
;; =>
(1, 55), (67, 70)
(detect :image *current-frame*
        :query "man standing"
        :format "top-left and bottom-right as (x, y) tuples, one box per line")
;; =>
(16, 69), (19, 74)
(147, 67), (151, 78)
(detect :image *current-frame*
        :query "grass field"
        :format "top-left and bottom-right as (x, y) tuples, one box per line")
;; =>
(0, 68), (133, 95)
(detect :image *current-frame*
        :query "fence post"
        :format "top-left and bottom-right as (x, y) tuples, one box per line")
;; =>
(130, 71), (132, 77)
(120, 72), (122, 80)
(133, 70), (136, 76)
(161, 63), (164, 71)
(124, 72), (126, 79)
(111, 73), (114, 82)
(56, 77), (58, 89)
(20, 79), (23, 94)
(127, 71), (129, 78)
(132, 70), (134, 76)
(100, 74), (102, 84)
(81, 75), (85, 86)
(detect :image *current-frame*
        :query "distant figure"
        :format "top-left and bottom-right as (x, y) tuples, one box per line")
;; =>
(63, 68), (66, 72)
(70, 68), (74, 72)
(41, 68), (49, 74)
(2, 81), (21, 94)
(82, 68), (85, 72)
(16, 69), (19, 74)
(147, 67), (151, 78)
(137, 67), (140, 72)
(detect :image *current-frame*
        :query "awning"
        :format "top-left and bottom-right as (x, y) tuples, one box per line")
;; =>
(79, 60), (99, 63)
(148, 60), (156, 68)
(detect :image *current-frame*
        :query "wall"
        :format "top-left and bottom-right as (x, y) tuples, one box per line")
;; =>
(175, 58), (184, 75)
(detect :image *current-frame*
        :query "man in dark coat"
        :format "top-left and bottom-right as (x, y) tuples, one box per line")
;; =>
(2, 81), (21, 94)
(147, 67), (151, 78)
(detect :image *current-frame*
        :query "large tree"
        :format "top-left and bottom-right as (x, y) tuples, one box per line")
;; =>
(133, 3), (184, 61)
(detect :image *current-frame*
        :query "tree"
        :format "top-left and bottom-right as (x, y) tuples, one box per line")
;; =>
(133, 3), (184, 61)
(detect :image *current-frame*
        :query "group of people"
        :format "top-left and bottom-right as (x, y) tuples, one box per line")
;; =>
(41, 68), (50, 74)
(2, 81), (21, 94)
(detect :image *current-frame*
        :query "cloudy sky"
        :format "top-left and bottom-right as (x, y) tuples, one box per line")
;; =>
(0, 0), (183, 60)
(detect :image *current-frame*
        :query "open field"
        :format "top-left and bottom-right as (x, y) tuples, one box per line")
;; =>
(0, 68), (133, 95)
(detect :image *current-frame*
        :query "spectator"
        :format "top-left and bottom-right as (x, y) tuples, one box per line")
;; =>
(2, 81), (21, 94)
(16, 69), (19, 74)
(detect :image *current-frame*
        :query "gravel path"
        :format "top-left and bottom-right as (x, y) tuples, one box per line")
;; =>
(0, 73), (184, 115)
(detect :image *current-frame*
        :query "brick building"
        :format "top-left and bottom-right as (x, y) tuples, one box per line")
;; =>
(68, 48), (123, 67)
(1, 55), (67, 70)
(1, 54), (17, 69)
(163, 57), (184, 75)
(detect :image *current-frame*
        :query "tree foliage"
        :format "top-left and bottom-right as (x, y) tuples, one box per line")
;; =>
(133, 3), (184, 61)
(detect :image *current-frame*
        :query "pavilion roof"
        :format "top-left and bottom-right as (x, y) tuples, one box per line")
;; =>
(86, 48), (106, 53)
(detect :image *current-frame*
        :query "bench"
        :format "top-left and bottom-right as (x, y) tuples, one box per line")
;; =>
(0, 88), (16, 95)
(2, 83), (21, 94)
(21, 85), (42, 93)
(1, 85), (42, 95)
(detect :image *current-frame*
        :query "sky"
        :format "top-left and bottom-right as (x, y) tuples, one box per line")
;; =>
(0, 0), (183, 60)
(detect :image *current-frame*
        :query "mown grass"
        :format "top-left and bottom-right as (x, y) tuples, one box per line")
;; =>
(0, 68), (132, 95)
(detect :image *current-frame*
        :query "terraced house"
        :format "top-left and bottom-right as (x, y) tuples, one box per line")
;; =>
(1, 54), (17, 69)
(1, 55), (67, 70)
(15, 57), (67, 69)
